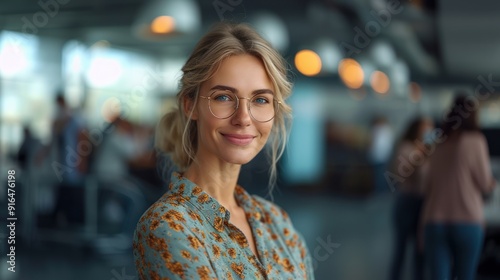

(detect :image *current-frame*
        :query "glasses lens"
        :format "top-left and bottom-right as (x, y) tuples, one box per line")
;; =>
(209, 90), (237, 119)
(249, 94), (277, 122)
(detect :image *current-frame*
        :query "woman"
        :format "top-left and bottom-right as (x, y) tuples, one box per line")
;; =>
(133, 23), (314, 279)
(422, 95), (497, 280)
(389, 117), (433, 280)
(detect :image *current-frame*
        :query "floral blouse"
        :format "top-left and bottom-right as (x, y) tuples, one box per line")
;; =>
(133, 172), (314, 279)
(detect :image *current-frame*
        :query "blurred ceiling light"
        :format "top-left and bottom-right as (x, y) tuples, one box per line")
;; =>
(151, 15), (175, 34)
(0, 41), (29, 78)
(314, 38), (342, 74)
(250, 12), (289, 52)
(295, 50), (322, 77)
(338, 58), (364, 89)
(133, 0), (200, 40)
(86, 56), (123, 88)
(370, 70), (390, 94)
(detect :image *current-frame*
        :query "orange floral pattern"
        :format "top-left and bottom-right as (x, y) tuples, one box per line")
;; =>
(133, 172), (314, 279)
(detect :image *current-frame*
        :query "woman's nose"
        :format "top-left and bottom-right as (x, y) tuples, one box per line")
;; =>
(231, 98), (252, 126)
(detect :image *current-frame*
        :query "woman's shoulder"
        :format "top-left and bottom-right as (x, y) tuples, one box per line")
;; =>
(250, 195), (311, 262)
(463, 130), (486, 138)
(250, 195), (292, 224)
(135, 192), (204, 235)
(459, 131), (487, 145)
(136, 171), (208, 227)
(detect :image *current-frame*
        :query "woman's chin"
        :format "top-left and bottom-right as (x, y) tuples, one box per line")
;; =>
(226, 158), (253, 165)
(222, 154), (255, 165)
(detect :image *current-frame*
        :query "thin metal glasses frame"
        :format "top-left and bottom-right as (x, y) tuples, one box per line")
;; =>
(198, 90), (281, 123)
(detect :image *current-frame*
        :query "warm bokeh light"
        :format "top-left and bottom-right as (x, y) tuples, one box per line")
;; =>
(409, 81), (422, 102)
(91, 40), (110, 49)
(338, 58), (364, 89)
(151, 16), (175, 34)
(370, 70), (390, 94)
(294, 49), (322, 76)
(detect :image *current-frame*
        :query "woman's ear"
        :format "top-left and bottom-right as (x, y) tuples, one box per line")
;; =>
(183, 96), (198, 120)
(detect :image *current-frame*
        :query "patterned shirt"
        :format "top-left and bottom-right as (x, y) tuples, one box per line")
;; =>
(133, 172), (314, 279)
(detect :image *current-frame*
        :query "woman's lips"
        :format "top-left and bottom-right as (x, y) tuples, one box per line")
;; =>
(222, 134), (255, 146)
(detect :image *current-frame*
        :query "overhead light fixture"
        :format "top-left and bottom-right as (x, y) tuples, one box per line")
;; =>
(338, 58), (364, 89)
(133, 0), (200, 40)
(370, 70), (390, 95)
(294, 38), (342, 77)
(151, 16), (175, 34)
(294, 49), (322, 77)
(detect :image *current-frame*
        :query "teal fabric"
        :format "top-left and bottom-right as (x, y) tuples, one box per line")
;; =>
(133, 172), (314, 279)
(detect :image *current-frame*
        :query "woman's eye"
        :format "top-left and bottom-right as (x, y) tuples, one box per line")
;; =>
(213, 94), (233, 102)
(253, 96), (270, 104)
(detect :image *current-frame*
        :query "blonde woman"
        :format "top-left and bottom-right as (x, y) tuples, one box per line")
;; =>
(133, 23), (314, 279)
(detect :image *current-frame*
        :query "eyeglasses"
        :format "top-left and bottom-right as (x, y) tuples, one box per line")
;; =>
(199, 90), (281, 123)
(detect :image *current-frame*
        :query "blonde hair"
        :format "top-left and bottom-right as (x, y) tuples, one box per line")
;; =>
(156, 22), (292, 187)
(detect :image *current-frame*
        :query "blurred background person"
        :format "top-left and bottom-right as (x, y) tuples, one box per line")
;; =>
(422, 94), (498, 280)
(92, 115), (148, 181)
(389, 116), (433, 280)
(17, 125), (42, 172)
(91, 114), (151, 235)
(36, 93), (88, 227)
(368, 115), (395, 194)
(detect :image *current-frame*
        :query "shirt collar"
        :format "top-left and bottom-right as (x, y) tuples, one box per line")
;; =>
(234, 184), (265, 223)
(169, 172), (265, 228)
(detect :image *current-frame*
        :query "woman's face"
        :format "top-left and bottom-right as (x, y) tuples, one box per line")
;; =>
(189, 54), (275, 166)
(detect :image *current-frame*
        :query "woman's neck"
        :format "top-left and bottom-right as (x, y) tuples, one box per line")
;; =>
(183, 161), (242, 211)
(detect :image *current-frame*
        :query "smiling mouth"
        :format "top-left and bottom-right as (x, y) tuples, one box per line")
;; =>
(222, 134), (255, 146)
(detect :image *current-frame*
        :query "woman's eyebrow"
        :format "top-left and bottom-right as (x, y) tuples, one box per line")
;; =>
(210, 85), (274, 95)
(252, 89), (274, 95)
(209, 85), (237, 92)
